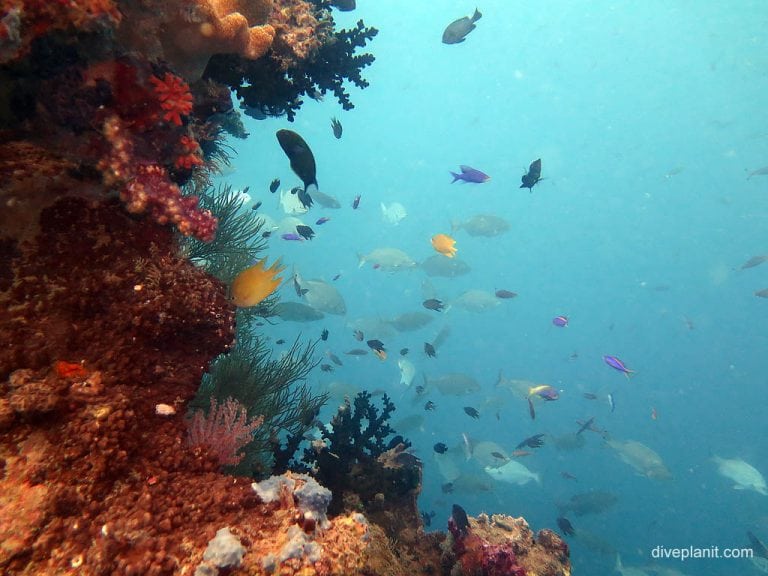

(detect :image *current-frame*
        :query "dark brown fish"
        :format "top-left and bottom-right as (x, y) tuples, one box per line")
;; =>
(320, 363), (334, 372)
(400, 348), (409, 356)
(367, 339), (386, 360)
(296, 225), (315, 240)
(451, 504), (470, 536)
(330, 0), (355, 11)
(423, 298), (444, 311)
(424, 401), (436, 411)
(557, 517), (575, 536)
(582, 393), (598, 400)
(424, 342), (436, 358)
(331, 117), (343, 139)
(344, 348), (368, 355)
(491, 451), (509, 461)
(576, 416), (595, 435)
(741, 255), (768, 269)
(269, 178), (280, 193)
(442, 8), (482, 44)
(495, 289), (517, 299)
(276, 129), (318, 193)
(515, 433), (545, 450)
(747, 166), (768, 179)
(463, 406), (480, 419)
(520, 158), (542, 191)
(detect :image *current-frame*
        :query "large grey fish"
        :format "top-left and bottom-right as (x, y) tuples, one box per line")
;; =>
(276, 129), (318, 193)
(451, 214), (510, 237)
(556, 491), (618, 517)
(607, 439), (672, 480)
(386, 311), (434, 332)
(442, 8), (482, 44)
(420, 255), (471, 277)
(312, 190), (342, 209)
(294, 272), (346, 315)
(273, 302), (324, 322)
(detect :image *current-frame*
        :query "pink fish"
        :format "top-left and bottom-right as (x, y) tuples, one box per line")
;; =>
(281, 233), (303, 241)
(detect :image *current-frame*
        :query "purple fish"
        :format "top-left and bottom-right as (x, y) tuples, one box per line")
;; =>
(281, 233), (303, 241)
(315, 217), (331, 225)
(450, 165), (490, 184)
(603, 355), (634, 378)
(552, 315), (569, 327)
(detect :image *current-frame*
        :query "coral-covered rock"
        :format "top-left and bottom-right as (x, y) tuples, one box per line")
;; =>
(446, 511), (571, 576)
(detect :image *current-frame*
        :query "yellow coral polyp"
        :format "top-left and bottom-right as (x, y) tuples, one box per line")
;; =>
(231, 257), (285, 308)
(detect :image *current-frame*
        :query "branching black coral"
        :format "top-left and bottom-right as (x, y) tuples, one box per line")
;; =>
(205, 19), (378, 121)
(303, 391), (412, 511)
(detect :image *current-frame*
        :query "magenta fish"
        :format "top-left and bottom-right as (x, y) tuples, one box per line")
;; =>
(281, 233), (303, 241)
(603, 355), (634, 378)
(450, 165), (490, 184)
(316, 217), (331, 225)
(352, 194), (361, 209)
(552, 315), (568, 327)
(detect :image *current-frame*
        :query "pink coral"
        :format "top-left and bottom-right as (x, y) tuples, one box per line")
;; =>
(99, 115), (217, 241)
(187, 396), (264, 466)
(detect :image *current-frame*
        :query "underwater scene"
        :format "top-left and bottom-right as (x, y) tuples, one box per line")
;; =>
(1, 0), (767, 575)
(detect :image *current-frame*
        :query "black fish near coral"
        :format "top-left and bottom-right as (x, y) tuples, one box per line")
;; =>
(424, 342), (436, 357)
(330, 0), (356, 11)
(331, 117), (343, 139)
(557, 517), (576, 537)
(520, 158), (542, 191)
(276, 129), (318, 195)
(442, 8), (482, 44)
(451, 504), (471, 536)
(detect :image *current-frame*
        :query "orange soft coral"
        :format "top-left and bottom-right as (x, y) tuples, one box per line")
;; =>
(153, 0), (276, 81)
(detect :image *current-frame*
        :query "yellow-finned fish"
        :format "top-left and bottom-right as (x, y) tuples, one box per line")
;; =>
(231, 258), (285, 307)
(431, 233), (457, 258)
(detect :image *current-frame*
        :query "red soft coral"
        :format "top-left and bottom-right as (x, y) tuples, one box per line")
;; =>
(149, 72), (193, 126)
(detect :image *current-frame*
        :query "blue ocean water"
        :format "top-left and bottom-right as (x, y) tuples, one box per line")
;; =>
(222, 2), (768, 574)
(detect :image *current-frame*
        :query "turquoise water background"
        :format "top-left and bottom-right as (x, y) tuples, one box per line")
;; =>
(221, 2), (768, 574)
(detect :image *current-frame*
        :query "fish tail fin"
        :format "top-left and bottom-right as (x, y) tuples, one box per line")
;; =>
(450, 171), (462, 183)
(472, 8), (482, 21)
(624, 369), (636, 380)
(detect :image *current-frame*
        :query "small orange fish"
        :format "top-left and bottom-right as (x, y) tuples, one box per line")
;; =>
(231, 257), (285, 307)
(431, 233), (457, 258)
(54, 360), (88, 379)
(511, 450), (532, 458)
